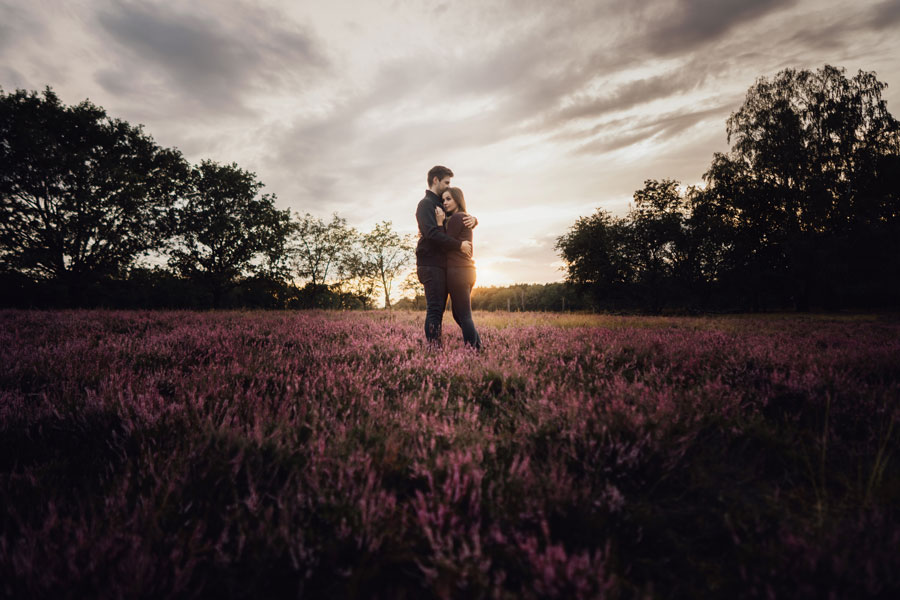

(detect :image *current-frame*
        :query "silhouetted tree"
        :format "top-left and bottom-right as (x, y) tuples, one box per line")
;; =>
(628, 179), (692, 312)
(717, 65), (900, 309)
(555, 208), (633, 309)
(469, 283), (589, 312)
(167, 160), (291, 306)
(0, 87), (190, 303)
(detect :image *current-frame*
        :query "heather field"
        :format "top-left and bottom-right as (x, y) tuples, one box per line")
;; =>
(2, 310), (900, 599)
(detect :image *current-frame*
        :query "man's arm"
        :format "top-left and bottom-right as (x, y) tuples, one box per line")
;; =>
(416, 199), (462, 252)
(462, 214), (478, 229)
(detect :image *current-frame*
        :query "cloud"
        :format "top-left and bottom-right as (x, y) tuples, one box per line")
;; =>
(643, 0), (798, 55)
(0, 1), (41, 53)
(93, 1), (329, 114)
(0, 66), (26, 91)
(477, 232), (567, 286)
(555, 73), (699, 123)
(780, 20), (861, 56)
(264, 2), (639, 208)
(868, 0), (900, 30)
(573, 104), (731, 156)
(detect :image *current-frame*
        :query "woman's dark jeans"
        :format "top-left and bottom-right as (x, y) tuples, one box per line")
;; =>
(447, 266), (481, 350)
(417, 266), (448, 345)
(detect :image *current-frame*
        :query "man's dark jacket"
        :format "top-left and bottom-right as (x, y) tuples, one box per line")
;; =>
(415, 190), (462, 268)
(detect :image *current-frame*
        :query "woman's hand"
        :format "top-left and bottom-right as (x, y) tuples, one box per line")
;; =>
(435, 206), (445, 226)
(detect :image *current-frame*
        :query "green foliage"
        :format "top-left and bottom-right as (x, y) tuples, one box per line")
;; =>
(555, 209), (632, 294)
(347, 221), (415, 310)
(0, 87), (190, 301)
(167, 160), (292, 306)
(556, 180), (694, 312)
(288, 212), (355, 287)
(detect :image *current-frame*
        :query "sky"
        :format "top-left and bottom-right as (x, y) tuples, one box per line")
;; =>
(3, 0), (900, 289)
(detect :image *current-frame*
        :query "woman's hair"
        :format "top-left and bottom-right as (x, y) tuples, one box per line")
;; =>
(447, 186), (466, 213)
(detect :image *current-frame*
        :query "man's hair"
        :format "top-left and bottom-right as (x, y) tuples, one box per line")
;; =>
(427, 165), (454, 188)
(448, 187), (466, 213)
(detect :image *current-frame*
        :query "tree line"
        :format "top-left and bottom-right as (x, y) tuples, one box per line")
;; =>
(393, 282), (592, 312)
(5, 65), (899, 313)
(0, 88), (415, 309)
(557, 65), (900, 312)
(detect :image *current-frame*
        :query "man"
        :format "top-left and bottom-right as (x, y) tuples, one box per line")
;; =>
(415, 165), (476, 346)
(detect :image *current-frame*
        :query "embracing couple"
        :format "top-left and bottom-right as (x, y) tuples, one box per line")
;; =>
(415, 165), (482, 351)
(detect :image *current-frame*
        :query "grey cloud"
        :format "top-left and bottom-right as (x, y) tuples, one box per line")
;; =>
(267, 112), (361, 204)
(355, 1), (631, 129)
(0, 66), (27, 90)
(267, 8), (638, 209)
(780, 20), (859, 56)
(645, 0), (796, 55)
(271, 0), (643, 162)
(578, 127), (660, 155)
(94, 1), (329, 113)
(265, 0), (809, 211)
(0, 2), (41, 53)
(548, 69), (708, 129)
(752, 0), (900, 60)
(868, 0), (900, 29)
(94, 67), (138, 98)
(574, 104), (730, 156)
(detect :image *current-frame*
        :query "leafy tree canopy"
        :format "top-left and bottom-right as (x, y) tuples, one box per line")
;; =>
(0, 87), (190, 291)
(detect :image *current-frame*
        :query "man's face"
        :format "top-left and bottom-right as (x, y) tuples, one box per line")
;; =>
(433, 176), (451, 194)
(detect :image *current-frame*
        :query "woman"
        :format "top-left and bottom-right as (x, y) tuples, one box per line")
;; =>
(436, 187), (482, 350)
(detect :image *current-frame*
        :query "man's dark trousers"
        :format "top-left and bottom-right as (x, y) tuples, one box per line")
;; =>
(417, 265), (447, 345)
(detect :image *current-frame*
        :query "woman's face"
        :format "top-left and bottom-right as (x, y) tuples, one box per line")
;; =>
(442, 191), (458, 214)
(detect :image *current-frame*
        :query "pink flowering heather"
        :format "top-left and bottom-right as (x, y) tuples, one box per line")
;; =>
(1, 309), (899, 598)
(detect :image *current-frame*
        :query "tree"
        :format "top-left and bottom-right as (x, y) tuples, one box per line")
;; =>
(0, 87), (190, 302)
(558, 65), (900, 312)
(693, 152), (792, 310)
(720, 65), (900, 309)
(167, 160), (291, 306)
(334, 244), (377, 309)
(555, 208), (633, 308)
(556, 181), (693, 312)
(289, 212), (355, 286)
(628, 179), (691, 311)
(400, 269), (425, 309)
(355, 221), (415, 309)
(468, 283), (589, 312)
